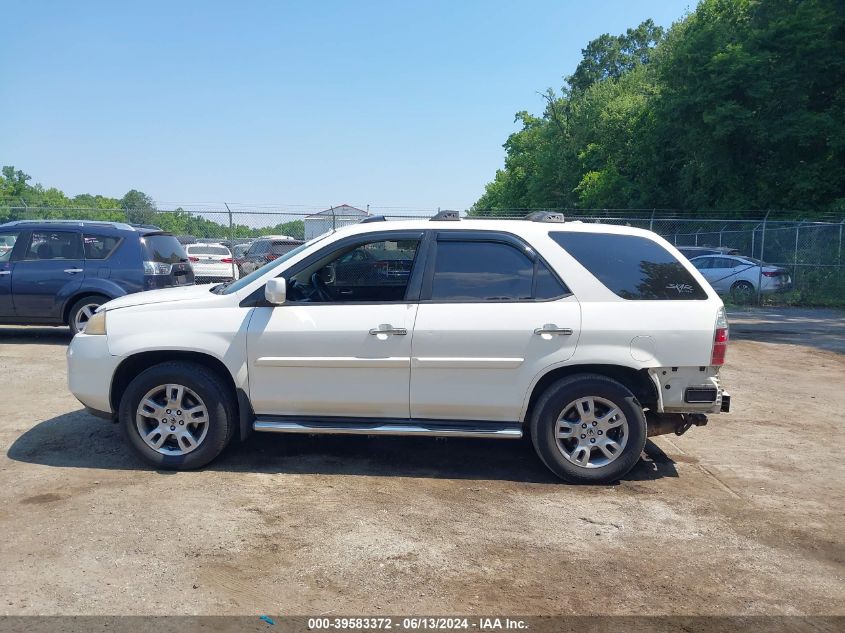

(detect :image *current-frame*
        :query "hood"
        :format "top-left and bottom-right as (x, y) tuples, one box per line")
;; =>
(102, 284), (217, 311)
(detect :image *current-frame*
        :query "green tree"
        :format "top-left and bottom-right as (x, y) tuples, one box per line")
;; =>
(652, 0), (845, 212)
(473, 0), (845, 216)
(1, 166), (32, 200)
(120, 189), (156, 224)
(567, 19), (665, 92)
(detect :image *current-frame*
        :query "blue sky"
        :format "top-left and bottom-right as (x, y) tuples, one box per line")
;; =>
(2, 0), (693, 211)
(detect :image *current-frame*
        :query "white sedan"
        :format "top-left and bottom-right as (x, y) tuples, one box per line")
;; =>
(689, 254), (791, 301)
(185, 243), (239, 283)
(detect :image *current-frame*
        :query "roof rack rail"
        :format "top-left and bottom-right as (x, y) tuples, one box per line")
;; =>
(431, 210), (460, 221)
(359, 215), (387, 224)
(0, 219), (136, 230)
(524, 211), (565, 223)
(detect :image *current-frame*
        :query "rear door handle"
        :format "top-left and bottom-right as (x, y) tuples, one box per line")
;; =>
(534, 325), (573, 335)
(64, 268), (83, 274)
(0, 271), (10, 276)
(369, 325), (408, 336)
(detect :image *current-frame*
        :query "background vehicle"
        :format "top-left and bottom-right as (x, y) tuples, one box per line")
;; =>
(0, 220), (194, 333)
(68, 216), (730, 484)
(232, 242), (251, 259)
(185, 243), (239, 283)
(689, 254), (790, 302)
(677, 246), (741, 259)
(238, 235), (304, 275)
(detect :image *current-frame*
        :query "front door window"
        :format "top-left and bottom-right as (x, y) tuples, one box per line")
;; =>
(287, 238), (420, 303)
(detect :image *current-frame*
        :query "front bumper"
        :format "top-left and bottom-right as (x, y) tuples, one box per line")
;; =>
(67, 333), (120, 415)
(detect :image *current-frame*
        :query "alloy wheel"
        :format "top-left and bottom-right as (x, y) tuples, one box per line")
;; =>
(555, 396), (629, 469)
(135, 384), (210, 455)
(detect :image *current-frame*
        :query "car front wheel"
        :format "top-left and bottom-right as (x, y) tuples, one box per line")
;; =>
(530, 374), (647, 484)
(118, 361), (236, 469)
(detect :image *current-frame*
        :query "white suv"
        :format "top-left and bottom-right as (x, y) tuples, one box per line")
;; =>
(67, 213), (730, 484)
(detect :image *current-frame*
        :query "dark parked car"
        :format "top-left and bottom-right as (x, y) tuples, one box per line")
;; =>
(238, 235), (304, 275)
(0, 220), (194, 334)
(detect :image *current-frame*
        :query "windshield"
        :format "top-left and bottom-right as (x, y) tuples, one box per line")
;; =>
(220, 235), (326, 295)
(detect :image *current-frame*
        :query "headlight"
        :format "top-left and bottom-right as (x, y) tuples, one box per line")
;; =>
(84, 310), (107, 335)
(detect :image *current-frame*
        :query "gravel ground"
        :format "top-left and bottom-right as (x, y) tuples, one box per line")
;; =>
(0, 310), (843, 616)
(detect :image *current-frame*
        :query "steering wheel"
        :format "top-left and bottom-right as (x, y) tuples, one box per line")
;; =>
(311, 271), (333, 302)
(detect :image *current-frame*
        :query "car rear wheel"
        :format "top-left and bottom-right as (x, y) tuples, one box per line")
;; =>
(730, 280), (755, 304)
(118, 361), (236, 469)
(68, 295), (108, 335)
(530, 374), (647, 484)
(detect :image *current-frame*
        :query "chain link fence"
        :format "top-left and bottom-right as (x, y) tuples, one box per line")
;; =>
(2, 204), (843, 306)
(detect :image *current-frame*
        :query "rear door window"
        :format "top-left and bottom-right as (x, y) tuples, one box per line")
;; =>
(714, 257), (741, 268)
(550, 232), (707, 300)
(534, 260), (568, 299)
(431, 240), (533, 301)
(141, 234), (189, 264)
(83, 234), (121, 260)
(427, 238), (568, 302)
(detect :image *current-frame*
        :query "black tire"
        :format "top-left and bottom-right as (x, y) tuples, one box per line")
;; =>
(730, 280), (755, 304)
(530, 374), (647, 484)
(118, 361), (236, 469)
(68, 295), (108, 335)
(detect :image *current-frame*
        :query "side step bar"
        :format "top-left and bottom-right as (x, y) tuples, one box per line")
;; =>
(253, 417), (523, 439)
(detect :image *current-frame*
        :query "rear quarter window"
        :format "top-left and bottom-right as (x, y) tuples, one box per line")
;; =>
(550, 232), (707, 300)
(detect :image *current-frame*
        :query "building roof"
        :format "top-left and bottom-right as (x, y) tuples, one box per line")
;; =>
(305, 204), (368, 219)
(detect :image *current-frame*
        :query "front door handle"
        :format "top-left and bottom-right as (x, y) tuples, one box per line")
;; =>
(534, 325), (573, 335)
(369, 325), (408, 336)
(64, 268), (83, 274)
(0, 270), (10, 276)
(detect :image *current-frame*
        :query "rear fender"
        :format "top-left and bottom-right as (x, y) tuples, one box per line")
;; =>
(61, 280), (128, 322)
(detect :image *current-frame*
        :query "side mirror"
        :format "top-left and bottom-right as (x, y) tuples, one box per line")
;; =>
(265, 278), (287, 305)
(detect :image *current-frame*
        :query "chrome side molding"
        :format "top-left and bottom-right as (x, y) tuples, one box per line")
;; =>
(253, 417), (523, 439)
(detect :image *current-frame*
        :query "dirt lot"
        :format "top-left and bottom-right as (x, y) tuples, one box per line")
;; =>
(0, 308), (843, 616)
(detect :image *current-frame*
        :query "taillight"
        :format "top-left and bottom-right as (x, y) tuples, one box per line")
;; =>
(762, 270), (782, 277)
(266, 254), (278, 261)
(221, 257), (233, 263)
(188, 256), (199, 263)
(711, 307), (729, 366)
